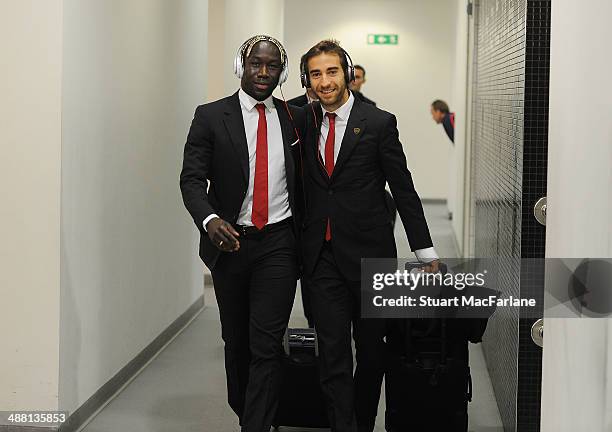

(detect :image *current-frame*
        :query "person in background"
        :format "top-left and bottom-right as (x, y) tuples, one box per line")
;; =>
(287, 87), (318, 108)
(180, 35), (305, 432)
(287, 54), (320, 108)
(431, 99), (455, 143)
(349, 64), (376, 106)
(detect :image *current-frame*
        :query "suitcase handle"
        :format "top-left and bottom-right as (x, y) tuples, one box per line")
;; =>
(283, 329), (320, 357)
(289, 334), (316, 343)
(403, 261), (449, 364)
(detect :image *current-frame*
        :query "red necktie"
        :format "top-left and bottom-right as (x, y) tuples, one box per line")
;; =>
(252, 104), (268, 229)
(324, 112), (336, 240)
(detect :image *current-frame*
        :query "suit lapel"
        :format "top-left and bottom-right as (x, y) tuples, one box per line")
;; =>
(273, 98), (295, 200)
(332, 99), (366, 181)
(223, 91), (249, 184)
(308, 103), (330, 182)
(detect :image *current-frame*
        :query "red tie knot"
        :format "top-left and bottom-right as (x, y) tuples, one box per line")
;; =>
(326, 112), (337, 123)
(256, 103), (266, 114)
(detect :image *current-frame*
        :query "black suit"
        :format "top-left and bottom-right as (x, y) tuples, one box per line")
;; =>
(353, 90), (376, 107)
(302, 97), (432, 280)
(302, 97), (432, 432)
(287, 93), (309, 108)
(180, 91), (304, 432)
(180, 91), (304, 269)
(286, 92), (318, 326)
(442, 111), (455, 143)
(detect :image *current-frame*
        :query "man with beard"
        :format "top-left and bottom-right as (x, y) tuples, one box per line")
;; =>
(180, 35), (304, 432)
(299, 39), (438, 432)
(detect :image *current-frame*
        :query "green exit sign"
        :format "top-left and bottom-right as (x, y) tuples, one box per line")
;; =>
(367, 34), (398, 45)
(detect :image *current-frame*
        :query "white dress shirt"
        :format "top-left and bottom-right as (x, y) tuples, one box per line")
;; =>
(319, 93), (439, 263)
(319, 92), (355, 163)
(203, 89), (291, 229)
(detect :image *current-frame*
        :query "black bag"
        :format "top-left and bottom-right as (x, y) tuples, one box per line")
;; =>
(385, 317), (472, 432)
(385, 262), (473, 432)
(402, 260), (492, 342)
(272, 328), (330, 429)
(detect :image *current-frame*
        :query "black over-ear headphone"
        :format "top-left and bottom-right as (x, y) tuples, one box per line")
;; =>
(300, 47), (355, 88)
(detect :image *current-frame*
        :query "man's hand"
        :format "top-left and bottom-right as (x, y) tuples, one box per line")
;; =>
(421, 259), (440, 273)
(207, 217), (240, 252)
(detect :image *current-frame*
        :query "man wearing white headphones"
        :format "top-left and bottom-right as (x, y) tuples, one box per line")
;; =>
(180, 35), (304, 432)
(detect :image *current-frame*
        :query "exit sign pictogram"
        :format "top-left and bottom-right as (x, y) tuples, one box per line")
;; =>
(367, 34), (399, 45)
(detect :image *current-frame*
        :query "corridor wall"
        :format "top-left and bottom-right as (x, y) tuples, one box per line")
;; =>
(59, 0), (209, 414)
(0, 0), (63, 412)
(0, 0), (210, 422)
(470, 0), (551, 430)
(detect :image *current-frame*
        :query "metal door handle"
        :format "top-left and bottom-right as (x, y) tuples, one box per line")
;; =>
(531, 319), (543, 347)
(534, 197), (547, 226)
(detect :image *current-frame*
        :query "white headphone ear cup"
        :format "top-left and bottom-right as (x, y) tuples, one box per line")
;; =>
(279, 64), (288, 85)
(233, 50), (243, 79)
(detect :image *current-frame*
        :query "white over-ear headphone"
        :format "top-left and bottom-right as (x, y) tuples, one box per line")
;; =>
(233, 35), (289, 85)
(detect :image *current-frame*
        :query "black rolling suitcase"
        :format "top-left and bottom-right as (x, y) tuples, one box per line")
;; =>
(385, 318), (472, 432)
(385, 261), (478, 432)
(273, 328), (330, 429)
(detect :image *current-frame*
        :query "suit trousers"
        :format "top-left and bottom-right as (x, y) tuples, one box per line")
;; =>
(211, 223), (297, 432)
(308, 242), (387, 432)
(299, 278), (315, 328)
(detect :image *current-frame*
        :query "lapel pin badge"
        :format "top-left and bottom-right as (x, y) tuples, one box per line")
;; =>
(353, 127), (361, 134)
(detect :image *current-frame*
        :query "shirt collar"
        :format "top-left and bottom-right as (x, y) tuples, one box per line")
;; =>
(239, 88), (275, 112)
(321, 91), (355, 122)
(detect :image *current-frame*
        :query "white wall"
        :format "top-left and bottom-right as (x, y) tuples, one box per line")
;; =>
(207, 0), (226, 101)
(59, 0), (208, 412)
(283, 0), (455, 199)
(213, 0), (285, 98)
(542, 0), (612, 430)
(0, 0), (63, 412)
(449, 0), (470, 254)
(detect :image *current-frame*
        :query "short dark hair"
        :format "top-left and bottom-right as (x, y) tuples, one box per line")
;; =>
(354, 65), (366, 76)
(431, 99), (450, 113)
(301, 39), (349, 83)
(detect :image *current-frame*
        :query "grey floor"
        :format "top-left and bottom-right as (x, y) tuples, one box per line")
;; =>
(81, 204), (503, 432)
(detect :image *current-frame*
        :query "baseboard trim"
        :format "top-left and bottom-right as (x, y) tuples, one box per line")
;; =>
(0, 426), (58, 432)
(52, 295), (204, 432)
(421, 198), (447, 205)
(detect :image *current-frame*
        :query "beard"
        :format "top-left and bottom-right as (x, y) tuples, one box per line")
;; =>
(317, 83), (348, 110)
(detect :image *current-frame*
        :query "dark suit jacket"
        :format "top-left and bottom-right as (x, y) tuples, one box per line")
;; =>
(353, 90), (376, 106)
(180, 91), (305, 270)
(301, 97), (432, 280)
(442, 112), (455, 143)
(287, 94), (308, 108)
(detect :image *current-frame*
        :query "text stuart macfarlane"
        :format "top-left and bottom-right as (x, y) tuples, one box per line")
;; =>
(372, 295), (536, 308)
